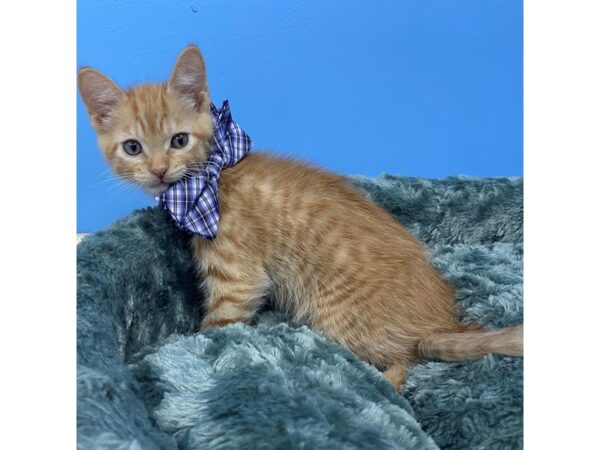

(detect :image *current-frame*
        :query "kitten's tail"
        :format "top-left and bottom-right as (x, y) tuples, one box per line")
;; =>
(417, 324), (523, 361)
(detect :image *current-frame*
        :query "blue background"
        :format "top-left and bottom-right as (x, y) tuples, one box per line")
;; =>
(78, 0), (522, 232)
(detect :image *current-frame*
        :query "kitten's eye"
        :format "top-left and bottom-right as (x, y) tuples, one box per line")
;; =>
(122, 140), (143, 156)
(170, 133), (189, 149)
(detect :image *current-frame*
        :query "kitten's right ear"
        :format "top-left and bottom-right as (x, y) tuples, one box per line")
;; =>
(168, 45), (210, 113)
(78, 68), (125, 131)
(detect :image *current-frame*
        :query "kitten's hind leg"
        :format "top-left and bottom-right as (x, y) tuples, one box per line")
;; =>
(383, 362), (412, 391)
(199, 262), (270, 331)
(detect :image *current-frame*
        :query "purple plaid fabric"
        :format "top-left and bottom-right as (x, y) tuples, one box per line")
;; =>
(157, 100), (252, 239)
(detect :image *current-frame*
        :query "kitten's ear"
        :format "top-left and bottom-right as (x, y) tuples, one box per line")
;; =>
(78, 68), (125, 131)
(168, 45), (210, 113)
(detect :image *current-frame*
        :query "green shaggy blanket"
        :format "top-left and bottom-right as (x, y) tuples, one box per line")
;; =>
(77, 175), (523, 450)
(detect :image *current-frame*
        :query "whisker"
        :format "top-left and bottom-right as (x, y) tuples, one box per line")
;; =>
(107, 181), (139, 197)
(91, 171), (139, 188)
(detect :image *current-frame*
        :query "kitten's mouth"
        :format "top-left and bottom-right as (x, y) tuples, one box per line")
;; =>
(145, 180), (171, 196)
(160, 175), (184, 187)
(144, 172), (189, 195)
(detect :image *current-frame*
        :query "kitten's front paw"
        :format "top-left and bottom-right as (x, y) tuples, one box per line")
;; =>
(200, 317), (247, 332)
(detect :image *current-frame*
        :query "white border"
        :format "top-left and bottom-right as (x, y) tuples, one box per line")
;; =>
(525, 0), (600, 448)
(0, 0), (76, 448)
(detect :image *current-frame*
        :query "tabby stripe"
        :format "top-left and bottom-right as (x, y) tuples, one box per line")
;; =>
(330, 282), (381, 311)
(316, 271), (358, 306)
(203, 264), (231, 282)
(323, 280), (364, 309)
(210, 294), (246, 310)
(319, 284), (380, 332)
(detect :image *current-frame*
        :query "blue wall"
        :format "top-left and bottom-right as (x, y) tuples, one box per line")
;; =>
(78, 0), (522, 232)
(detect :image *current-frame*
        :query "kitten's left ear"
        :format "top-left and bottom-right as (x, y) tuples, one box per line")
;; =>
(168, 45), (210, 113)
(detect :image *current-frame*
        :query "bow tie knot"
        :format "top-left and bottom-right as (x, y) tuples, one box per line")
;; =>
(157, 100), (252, 239)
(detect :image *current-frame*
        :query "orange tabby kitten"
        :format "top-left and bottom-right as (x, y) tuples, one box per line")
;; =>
(78, 45), (522, 389)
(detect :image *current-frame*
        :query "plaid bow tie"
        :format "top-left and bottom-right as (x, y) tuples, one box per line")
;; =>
(157, 100), (252, 239)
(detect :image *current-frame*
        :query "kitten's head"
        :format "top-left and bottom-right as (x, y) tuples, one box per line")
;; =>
(78, 45), (213, 195)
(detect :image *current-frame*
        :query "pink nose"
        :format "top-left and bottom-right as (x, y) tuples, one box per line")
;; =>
(152, 167), (167, 179)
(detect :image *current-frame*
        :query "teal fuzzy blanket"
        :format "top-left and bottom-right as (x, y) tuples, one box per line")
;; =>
(77, 175), (523, 450)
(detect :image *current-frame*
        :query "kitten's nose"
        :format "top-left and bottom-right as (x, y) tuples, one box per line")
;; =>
(151, 167), (168, 180)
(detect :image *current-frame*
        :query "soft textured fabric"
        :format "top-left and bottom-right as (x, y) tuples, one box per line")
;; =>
(77, 175), (523, 450)
(349, 175), (523, 246)
(157, 100), (252, 239)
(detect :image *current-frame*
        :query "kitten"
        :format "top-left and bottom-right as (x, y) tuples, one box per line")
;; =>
(78, 45), (523, 389)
